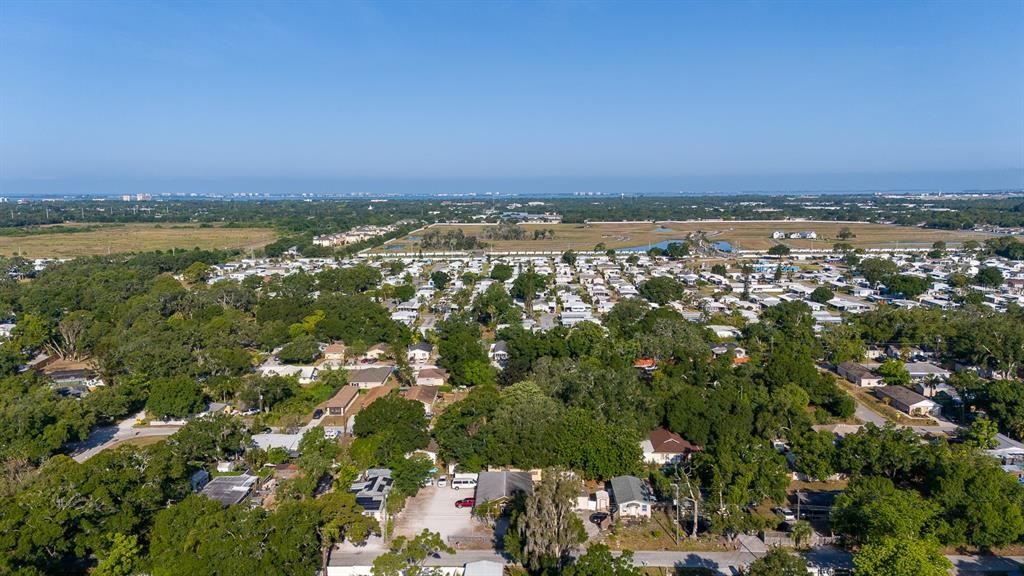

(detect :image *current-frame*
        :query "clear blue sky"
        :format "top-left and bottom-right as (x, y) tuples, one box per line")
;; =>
(1, 0), (1022, 195)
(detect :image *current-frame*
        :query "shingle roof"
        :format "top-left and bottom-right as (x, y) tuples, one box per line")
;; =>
(610, 475), (650, 505)
(647, 427), (701, 454)
(476, 471), (533, 504)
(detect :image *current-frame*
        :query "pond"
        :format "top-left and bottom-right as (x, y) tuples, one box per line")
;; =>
(620, 239), (688, 252)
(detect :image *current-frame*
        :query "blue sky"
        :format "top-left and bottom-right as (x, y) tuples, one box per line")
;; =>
(1, 0), (1022, 195)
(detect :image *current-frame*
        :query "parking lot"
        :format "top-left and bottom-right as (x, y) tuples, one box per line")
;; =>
(393, 482), (490, 543)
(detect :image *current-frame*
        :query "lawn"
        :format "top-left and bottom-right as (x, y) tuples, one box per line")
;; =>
(376, 221), (997, 253)
(0, 223), (278, 258)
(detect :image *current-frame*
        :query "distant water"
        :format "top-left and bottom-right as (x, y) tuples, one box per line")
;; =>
(714, 241), (733, 252)
(621, 239), (688, 252)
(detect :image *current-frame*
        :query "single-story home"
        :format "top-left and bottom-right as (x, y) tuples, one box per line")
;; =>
(323, 385), (359, 417)
(200, 474), (259, 507)
(837, 361), (883, 387)
(350, 469), (393, 523)
(402, 385), (440, 415)
(875, 385), (939, 417)
(904, 362), (951, 382)
(323, 341), (347, 363)
(415, 367), (449, 387)
(363, 343), (392, 361)
(475, 470), (534, 506)
(609, 475), (654, 520)
(349, 366), (394, 390)
(641, 427), (701, 465)
(407, 342), (433, 365)
(489, 341), (510, 365)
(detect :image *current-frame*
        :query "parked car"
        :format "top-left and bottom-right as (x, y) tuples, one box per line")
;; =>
(421, 476), (434, 488)
(436, 475), (448, 488)
(312, 409), (324, 419)
(774, 507), (796, 522)
(589, 512), (609, 526)
(455, 498), (476, 509)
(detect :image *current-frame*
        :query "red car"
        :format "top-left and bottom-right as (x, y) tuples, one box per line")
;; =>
(455, 498), (476, 509)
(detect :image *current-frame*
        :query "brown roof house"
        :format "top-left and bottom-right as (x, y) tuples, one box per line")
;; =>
(323, 342), (347, 365)
(415, 367), (449, 387)
(837, 361), (883, 387)
(641, 427), (701, 465)
(322, 385), (359, 417)
(402, 385), (440, 416)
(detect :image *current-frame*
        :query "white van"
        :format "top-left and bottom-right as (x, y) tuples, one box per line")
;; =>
(451, 473), (478, 490)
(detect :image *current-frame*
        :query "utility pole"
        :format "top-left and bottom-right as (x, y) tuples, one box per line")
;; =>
(672, 482), (680, 545)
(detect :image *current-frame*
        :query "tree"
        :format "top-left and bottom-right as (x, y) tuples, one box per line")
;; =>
(557, 408), (642, 480)
(809, 287), (834, 304)
(277, 335), (321, 364)
(837, 423), (921, 481)
(639, 277), (685, 305)
(352, 394), (428, 464)
(511, 270), (549, 309)
(852, 537), (951, 576)
(146, 376), (205, 419)
(831, 476), (937, 546)
(790, 520), (813, 550)
(838, 227), (855, 240)
(563, 544), (642, 576)
(767, 244), (791, 257)
(489, 263), (513, 282)
(183, 261), (212, 284)
(877, 359), (910, 387)
(927, 241), (946, 259)
(974, 266), (1004, 288)
(962, 416), (999, 449)
(711, 264), (728, 276)
(859, 258), (898, 286)
(430, 271), (450, 291)
(743, 547), (807, 576)
(506, 469), (586, 573)
(371, 530), (453, 576)
(93, 533), (142, 576)
(886, 275), (929, 299)
(561, 250), (577, 266)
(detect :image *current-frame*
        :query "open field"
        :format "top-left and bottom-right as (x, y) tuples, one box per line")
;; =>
(376, 221), (1000, 253)
(0, 223), (278, 258)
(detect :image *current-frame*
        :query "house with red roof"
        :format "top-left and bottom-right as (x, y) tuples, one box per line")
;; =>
(641, 427), (701, 465)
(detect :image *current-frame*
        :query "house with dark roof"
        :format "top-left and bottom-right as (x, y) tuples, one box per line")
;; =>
(322, 385), (359, 417)
(641, 427), (701, 465)
(200, 474), (259, 507)
(349, 469), (393, 522)
(875, 385), (939, 417)
(475, 471), (533, 506)
(837, 361), (883, 387)
(349, 366), (394, 389)
(609, 475), (654, 520)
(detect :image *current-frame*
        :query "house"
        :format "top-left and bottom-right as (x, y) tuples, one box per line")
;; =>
(323, 342), (347, 363)
(475, 471), (534, 506)
(402, 385), (440, 415)
(349, 469), (393, 522)
(489, 341), (510, 365)
(875, 385), (939, 417)
(609, 475), (654, 520)
(415, 367), (449, 387)
(641, 427), (701, 464)
(464, 560), (505, 576)
(200, 474), (259, 507)
(791, 491), (840, 520)
(407, 342), (433, 365)
(837, 361), (883, 387)
(363, 343), (391, 361)
(323, 385), (359, 417)
(349, 366), (393, 390)
(904, 362), (951, 382)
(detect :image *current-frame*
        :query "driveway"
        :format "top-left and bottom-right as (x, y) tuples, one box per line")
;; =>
(392, 483), (489, 544)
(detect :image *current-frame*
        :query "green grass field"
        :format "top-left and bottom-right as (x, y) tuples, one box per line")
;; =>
(378, 221), (998, 253)
(0, 223), (279, 258)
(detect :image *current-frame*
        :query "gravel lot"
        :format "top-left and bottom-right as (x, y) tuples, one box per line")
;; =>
(393, 482), (488, 542)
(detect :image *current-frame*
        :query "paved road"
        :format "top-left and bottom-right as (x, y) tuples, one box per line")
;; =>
(72, 414), (182, 463)
(329, 544), (1022, 575)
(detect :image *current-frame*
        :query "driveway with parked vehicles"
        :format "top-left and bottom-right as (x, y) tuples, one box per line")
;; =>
(392, 482), (488, 544)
